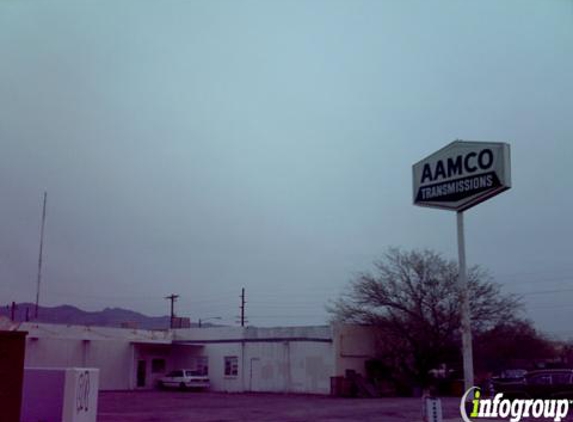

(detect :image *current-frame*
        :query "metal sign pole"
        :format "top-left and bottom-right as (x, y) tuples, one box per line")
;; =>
(457, 211), (474, 391)
(412, 140), (511, 393)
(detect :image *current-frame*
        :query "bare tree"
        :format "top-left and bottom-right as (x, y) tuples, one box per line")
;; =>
(329, 248), (522, 386)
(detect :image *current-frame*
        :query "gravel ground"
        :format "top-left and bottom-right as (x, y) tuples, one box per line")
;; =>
(97, 391), (465, 422)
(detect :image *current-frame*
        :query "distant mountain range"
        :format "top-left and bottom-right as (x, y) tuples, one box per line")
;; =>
(0, 302), (185, 330)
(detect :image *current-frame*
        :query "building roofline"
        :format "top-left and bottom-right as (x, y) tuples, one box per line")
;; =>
(173, 336), (332, 345)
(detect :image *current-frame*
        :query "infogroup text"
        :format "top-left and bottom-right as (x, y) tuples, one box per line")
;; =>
(460, 387), (570, 422)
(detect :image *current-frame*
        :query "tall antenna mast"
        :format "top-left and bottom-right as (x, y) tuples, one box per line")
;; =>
(35, 191), (47, 319)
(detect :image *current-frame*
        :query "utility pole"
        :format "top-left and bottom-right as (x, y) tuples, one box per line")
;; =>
(35, 191), (47, 319)
(11, 301), (17, 321)
(240, 288), (246, 327)
(165, 294), (179, 329)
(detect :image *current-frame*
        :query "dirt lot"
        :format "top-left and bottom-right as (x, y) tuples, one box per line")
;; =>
(97, 391), (464, 422)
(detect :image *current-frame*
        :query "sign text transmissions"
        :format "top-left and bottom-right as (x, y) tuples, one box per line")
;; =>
(412, 141), (510, 211)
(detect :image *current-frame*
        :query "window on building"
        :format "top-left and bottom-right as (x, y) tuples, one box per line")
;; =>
(224, 356), (238, 377)
(151, 358), (166, 374)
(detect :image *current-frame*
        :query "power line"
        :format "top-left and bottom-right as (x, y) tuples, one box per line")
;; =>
(519, 288), (573, 296)
(527, 303), (573, 311)
(493, 265), (573, 279)
(499, 276), (573, 286)
(248, 314), (327, 319)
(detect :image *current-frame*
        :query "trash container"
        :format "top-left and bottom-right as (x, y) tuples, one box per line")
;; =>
(330, 376), (344, 396)
(0, 330), (27, 422)
(21, 367), (100, 422)
(451, 379), (464, 397)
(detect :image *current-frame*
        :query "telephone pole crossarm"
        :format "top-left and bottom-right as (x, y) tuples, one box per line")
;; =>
(165, 294), (179, 329)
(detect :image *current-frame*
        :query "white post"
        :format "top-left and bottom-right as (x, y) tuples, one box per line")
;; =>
(457, 211), (474, 392)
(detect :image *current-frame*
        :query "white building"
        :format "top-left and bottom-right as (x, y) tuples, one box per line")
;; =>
(17, 322), (379, 395)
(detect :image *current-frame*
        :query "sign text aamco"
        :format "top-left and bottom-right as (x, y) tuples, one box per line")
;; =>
(412, 140), (511, 211)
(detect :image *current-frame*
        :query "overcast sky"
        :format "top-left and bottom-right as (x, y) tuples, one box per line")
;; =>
(1, 1), (572, 334)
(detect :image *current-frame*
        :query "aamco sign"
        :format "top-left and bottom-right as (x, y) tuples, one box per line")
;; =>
(413, 140), (511, 211)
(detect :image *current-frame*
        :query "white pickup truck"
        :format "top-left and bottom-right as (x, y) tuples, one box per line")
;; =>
(157, 369), (210, 390)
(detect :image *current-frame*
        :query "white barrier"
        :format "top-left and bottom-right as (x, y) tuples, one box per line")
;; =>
(423, 396), (443, 422)
(21, 367), (99, 422)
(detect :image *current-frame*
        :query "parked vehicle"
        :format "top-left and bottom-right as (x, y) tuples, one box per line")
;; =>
(494, 369), (573, 399)
(495, 369), (528, 382)
(157, 369), (210, 390)
(490, 369), (527, 393)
